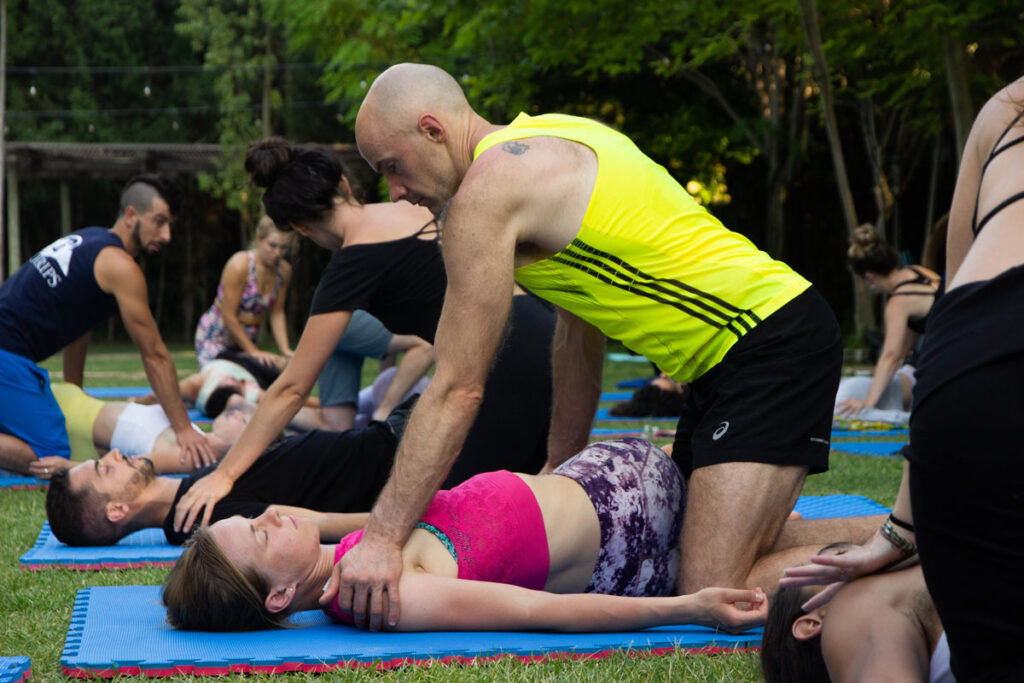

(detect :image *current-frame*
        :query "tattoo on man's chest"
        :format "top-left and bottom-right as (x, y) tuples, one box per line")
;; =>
(502, 141), (530, 156)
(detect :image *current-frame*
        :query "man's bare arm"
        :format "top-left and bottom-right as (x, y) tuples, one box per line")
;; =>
(94, 247), (211, 467)
(62, 332), (91, 387)
(545, 308), (605, 470)
(363, 204), (517, 547)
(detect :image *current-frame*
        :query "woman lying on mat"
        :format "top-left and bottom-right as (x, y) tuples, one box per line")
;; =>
(28, 382), (250, 479)
(162, 438), (766, 633)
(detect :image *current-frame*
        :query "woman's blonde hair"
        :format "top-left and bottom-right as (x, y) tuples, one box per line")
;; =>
(847, 223), (900, 277)
(162, 527), (291, 632)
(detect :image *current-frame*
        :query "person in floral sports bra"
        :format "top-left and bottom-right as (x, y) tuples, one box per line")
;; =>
(194, 215), (294, 370)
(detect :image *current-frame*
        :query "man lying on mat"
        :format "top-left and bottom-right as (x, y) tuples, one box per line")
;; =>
(29, 382), (250, 480)
(760, 543), (951, 683)
(163, 439), (881, 633)
(44, 404), (412, 547)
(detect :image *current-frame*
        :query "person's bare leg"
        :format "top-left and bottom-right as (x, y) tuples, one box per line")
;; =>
(319, 404), (356, 431)
(771, 514), (885, 552)
(678, 461), (805, 593)
(0, 433), (39, 474)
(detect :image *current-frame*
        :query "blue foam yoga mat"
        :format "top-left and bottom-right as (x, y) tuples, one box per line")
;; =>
(832, 441), (907, 457)
(600, 392), (633, 402)
(0, 468), (42, 489)
(85, 386), (152, 398)
(0, 657), (31, 683)
(61, 586), (760, 677)
(793, 494), (889, 518)
(82, 387), (209, 422)
(615, 378), (649, 389)
(832, 429), (909, 438)
(20, 523), (181, 571)
(607, 353), (651, 364)
(0, 658), (30, 683)
(595, 408), (676, 422)
(590, 427), (645, 436)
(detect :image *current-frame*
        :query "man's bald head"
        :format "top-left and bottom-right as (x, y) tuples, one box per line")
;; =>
(355, 63), (479, 212)
(356, 63), (470, 148)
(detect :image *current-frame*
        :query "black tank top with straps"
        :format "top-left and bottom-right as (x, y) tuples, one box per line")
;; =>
(889, 266), (941, 334)
(973, 110), (1024, 236)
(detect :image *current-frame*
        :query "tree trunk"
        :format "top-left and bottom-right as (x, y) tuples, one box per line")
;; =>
(943, 33), (974, 162)
(798, 0), (872, 339)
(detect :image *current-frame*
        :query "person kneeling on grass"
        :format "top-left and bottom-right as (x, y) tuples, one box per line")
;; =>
(163, 438), (767, 633)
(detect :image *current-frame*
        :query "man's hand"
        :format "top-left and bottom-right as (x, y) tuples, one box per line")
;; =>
(835, 397), (867, 418)
(176, 428), (215, 469)
(319, 533), (404, 632)
(28, 456), (73, 480)
(779, 528), (911, 611)
(689, 587), (768, 633)
(173, 468), (234, 533)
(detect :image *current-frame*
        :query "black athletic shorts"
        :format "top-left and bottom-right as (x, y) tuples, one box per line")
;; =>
(671, 286), (841, 478)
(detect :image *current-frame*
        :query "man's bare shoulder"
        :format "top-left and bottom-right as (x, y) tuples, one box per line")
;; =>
(455, 135), (595, 252)
(94, 245), (144, 295)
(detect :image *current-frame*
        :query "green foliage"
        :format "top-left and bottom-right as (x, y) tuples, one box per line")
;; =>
(6, 0), (218, 142)
(176, 0), (279, 231)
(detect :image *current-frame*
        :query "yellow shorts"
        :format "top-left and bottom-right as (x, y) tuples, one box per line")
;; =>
(50, 383), (104, 461)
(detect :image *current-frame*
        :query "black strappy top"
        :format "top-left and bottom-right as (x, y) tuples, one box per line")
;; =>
(889, 266), (942, 334)
(972, 110), (1024, 236)
(308, 220), (447, 342)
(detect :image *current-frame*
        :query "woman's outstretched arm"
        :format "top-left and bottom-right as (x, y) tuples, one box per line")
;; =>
(390, 572), (766, 633)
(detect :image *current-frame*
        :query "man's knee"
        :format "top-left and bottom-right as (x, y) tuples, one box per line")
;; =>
(677, 461), (807, 592)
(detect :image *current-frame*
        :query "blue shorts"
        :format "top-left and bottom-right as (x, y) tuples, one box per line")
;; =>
(318, 310), (394, 407)
(0, 346), (71, 458)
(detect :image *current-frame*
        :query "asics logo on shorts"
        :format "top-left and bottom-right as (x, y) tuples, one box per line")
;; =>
(712, 421), (730, 440)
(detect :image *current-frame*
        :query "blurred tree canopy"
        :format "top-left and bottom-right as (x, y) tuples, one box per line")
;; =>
(3, 0), (1024, 344)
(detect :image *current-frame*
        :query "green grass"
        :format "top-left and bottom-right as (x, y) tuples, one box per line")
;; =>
(1, 345), (900, 681)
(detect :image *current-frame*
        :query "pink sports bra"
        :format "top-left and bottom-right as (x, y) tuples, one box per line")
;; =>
(324, 470), (549, 624)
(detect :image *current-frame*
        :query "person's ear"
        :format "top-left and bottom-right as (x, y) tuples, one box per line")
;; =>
(105, 501), (130, 523)
(265, 583), (297, 614)
(338, 175), (353, 198)
(792, 608), (826, 641)
(418, 113), (445, 142)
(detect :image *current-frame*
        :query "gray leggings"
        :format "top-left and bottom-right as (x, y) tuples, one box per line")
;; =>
(554, 438), (685, 597)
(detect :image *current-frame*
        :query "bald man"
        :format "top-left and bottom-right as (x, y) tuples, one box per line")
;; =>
(332, 63), (841, 630)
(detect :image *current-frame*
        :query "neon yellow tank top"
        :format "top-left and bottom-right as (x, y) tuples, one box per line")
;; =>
(475, 113), (810, 382)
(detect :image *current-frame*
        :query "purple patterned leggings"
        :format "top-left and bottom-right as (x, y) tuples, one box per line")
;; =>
(554, 438), (685, 597)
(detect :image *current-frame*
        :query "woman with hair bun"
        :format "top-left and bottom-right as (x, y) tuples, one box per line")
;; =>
(171, 138), (555, 535)
(194, 215), (295, 371)
(835, 224), (940, 418)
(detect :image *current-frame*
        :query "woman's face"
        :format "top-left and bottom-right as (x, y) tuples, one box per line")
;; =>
(210, 508), (320, 588)
(256, 228), (291, 268)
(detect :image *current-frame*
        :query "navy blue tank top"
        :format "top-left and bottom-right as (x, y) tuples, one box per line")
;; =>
(0, 227), (124, 361)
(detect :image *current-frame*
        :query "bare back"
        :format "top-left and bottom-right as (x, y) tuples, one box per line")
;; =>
(947, 76), (1024, 288)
